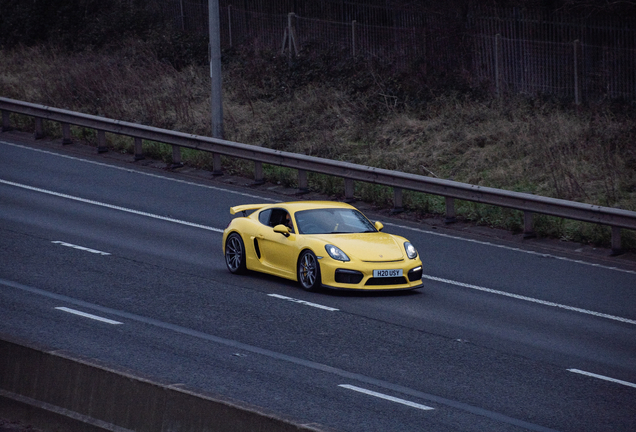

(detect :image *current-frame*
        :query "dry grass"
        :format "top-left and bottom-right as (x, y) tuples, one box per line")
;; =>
(1, 41), (635, 248)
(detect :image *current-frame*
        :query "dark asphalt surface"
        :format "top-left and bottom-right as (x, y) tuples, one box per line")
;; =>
(1, 130), (636, 432)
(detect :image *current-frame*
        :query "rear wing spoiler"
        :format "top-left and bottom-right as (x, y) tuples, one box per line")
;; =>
(230, 204), (268, 216)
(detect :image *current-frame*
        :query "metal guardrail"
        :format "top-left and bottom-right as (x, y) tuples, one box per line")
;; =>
(2, 96), (635, 254)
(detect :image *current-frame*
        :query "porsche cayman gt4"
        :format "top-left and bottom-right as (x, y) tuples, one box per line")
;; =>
(222, 201), (423, 291)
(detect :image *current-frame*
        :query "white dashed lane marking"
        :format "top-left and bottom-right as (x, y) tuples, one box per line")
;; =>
(268, 294), (339, 311)
(55, 307), (123, 325)
(339, 384), (435, 411)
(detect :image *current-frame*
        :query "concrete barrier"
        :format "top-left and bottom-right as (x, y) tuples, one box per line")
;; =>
(0, 335), (327, 432)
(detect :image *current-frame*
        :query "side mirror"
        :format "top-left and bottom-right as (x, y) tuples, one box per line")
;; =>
(273, 224), (291, 237)
(374, 221), (384, 231)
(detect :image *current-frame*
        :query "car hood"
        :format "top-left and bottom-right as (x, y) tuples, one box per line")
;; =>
(318, 233), (406, 261)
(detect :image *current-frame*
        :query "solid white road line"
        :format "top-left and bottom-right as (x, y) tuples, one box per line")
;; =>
(0, 179), (224, 232)
(4, 176), (632, 326)
(567, 369), (636, 389)
(383, 221), (636, 276)
(5, 140), (634, 276)
(268, 294), (339, 311)
(55, 307), (123, 325)
(339, 384), (435, 411)
(52, 241), (111, 255)
(2, 141), (275, 202)
(423, 274), (636, 326)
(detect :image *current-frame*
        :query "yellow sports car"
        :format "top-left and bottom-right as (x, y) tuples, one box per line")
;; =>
(222, 201), (423, 291)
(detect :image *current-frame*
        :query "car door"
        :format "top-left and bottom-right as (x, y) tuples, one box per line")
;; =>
(255, 208), (298, 278)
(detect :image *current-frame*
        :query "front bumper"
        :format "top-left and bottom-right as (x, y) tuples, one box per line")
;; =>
(318, 258), (424, 291)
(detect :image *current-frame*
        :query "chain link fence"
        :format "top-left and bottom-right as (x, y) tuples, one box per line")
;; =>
(163, 0), (636, 102)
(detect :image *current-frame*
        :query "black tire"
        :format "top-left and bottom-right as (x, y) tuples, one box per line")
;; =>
(297, 250), (321, 291)
(225, 233), (247, 274)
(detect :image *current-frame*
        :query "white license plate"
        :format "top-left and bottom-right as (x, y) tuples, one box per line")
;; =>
(373, 269), (403, 278)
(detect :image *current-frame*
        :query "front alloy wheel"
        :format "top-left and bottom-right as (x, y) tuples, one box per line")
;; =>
(225, 233), (246, 274)
(297, 250), (321, 291)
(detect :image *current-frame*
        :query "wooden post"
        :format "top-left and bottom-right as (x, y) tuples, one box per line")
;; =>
(445, 197), (456, 224)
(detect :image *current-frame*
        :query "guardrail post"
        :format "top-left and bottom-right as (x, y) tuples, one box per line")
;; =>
(253, 161), (265, 184)
(2, 111), (10, 131)
(171, 145), (183, 168)
(445, 197), (457, 224)
(392, 187), (403, 213)
(611, 226), (623, 256)
(212, 153), (223, 176)
(297, 169), (309, 193)
(97, 130), (107, 153)
(523, 211), (536, 239)
(61, 123), (72, 144)
(344, 178), (355, 202)
(134, 137), (144, 161)
(34, 118), (44, 139)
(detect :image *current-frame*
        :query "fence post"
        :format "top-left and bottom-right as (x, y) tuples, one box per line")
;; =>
(423, 30), (427, 77)
(34, 118), (44, 139)
(228, 5), (233, 47)
(445, 197), (456, 224)
(287, 12), (296, 65)
(351, 20), (356, 57)
(179, 0), (185, 31)
(134, 137), (144, 161)
(573, 40), (581, 106)
(495, 34), (501, 98)
(1, 111), (10, 132)
(61, 123), (72, 144)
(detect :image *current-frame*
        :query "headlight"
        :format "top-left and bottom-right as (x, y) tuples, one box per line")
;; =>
(404, 242), (418, 259)
(325, 245), (350, 262)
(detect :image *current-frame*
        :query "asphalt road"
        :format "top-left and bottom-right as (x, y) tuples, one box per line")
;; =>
(1, 132), (635, 432)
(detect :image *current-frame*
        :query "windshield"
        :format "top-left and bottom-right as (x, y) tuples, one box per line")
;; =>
(294, 208), (376, 234)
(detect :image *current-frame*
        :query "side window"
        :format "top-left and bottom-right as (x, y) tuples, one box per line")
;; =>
(269, 208), (294, 233)
(258, 209), (272, 226)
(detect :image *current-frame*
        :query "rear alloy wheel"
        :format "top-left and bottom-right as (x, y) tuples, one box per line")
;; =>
(297, 250), (321, 291)
(225, 233), (246, 274)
